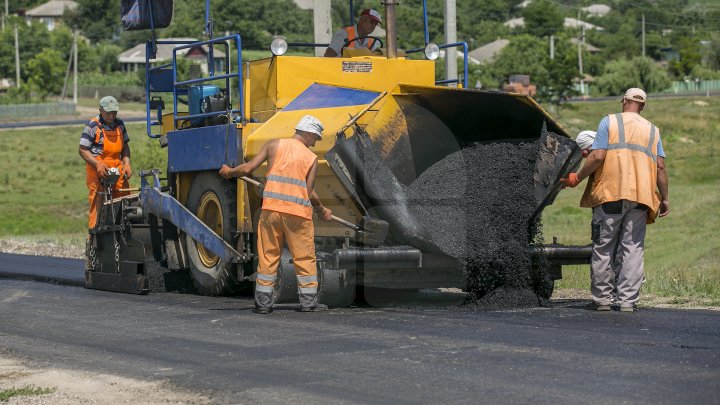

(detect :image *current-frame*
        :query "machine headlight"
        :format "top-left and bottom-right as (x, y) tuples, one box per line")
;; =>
(270, 37), (288, 56)
(424, 43), (440, 61)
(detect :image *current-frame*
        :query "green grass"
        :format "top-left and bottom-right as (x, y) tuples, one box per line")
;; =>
(0, 385), (55, 401)
(0, 122), (166, 240)
(0, 96), (717, 300)
(543, 96), (720, 299)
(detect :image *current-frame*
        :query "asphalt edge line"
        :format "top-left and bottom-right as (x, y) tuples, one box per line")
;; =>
(0, 271), (84, 287)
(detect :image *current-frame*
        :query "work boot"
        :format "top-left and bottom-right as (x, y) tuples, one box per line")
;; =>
(254, 289), (274, 314)
(619, 304), (634, 313)
(595, 304), (611, 311)
(297, 303), (328, 312)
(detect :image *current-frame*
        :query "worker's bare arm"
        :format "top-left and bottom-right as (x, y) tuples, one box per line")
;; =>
(79, 146), (109, 178)
(576, 149), (606, 182)
(324, 48), (337, 57)
(657, 156), (669, 217)
(219, 140), (274, 179)
(306, 160), (332, 221)
(121, 143), (132, 179)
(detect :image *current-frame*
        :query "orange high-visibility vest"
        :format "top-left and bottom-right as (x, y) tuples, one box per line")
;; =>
(580, 112), (661, 223)
(262, 138), (317, 219)
(344, 26), (376, 50)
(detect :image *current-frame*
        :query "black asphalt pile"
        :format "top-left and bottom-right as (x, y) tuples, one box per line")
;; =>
(407, 139), (545, 305)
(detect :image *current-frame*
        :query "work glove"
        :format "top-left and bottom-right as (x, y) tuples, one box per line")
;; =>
(560, 172), (580, 188)
(122, 164), (132, 180)
(219, 164), (233, 179)
(95, 161), (109, 178)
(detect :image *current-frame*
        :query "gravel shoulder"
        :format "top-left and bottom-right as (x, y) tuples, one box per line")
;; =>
(0, 354), (210, 404)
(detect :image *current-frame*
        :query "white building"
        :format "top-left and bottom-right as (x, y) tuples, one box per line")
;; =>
(24, 0), (78, 31)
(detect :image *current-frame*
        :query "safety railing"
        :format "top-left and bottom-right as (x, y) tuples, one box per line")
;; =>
(406, 42), (469, 88)
(172, 35), (243, 131)
(144, 36), (244, 138)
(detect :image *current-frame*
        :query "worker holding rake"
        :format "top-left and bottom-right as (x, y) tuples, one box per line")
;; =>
(220, 115), (333, 314)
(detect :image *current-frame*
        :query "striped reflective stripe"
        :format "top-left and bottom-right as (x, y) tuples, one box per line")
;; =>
(256, 273), (277, 282)
(647, 125), (656, 150)
(263, 191), (312, 207)
(609, 113), (656, 162)
(255, 284), (274, 293)
(616, 113), (626, 143)
(267, 174), (307, 188)
(299, 287), (318, 294)
(297, 275), (317, 284)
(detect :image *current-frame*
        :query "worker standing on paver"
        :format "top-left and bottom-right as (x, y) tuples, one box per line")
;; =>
(219, 115), (333, 314)
(562, 88), (669, 312)
(324, 8), (382, 57)
(79, 96), (132, 229)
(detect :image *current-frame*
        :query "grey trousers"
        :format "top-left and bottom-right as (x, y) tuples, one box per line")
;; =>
(591, 200), (647, 307)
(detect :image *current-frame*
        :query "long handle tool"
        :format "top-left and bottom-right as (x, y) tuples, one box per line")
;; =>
(238, 175), (389, 246)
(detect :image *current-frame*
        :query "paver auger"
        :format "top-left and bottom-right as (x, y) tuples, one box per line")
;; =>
(85, 0), (591, 305)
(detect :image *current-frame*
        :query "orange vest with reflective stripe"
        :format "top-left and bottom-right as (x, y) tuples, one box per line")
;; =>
(580, 112), (661, 223)
(344, 26), (376, 50)
(262, 138), (317, 219)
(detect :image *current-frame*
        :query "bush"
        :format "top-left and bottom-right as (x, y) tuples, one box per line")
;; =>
(595, 57), (671, 95)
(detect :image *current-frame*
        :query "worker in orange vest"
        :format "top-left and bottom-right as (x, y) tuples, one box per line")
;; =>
(220, 115), (333, 314)
(561, 88), (669, 313)
(79, 96), (132, 229)
(324, 8), (382, 57)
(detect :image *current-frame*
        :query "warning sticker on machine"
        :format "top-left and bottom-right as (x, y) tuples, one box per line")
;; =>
(342, 61), (373, 73)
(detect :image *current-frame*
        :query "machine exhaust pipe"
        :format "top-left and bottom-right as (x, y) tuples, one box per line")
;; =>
(384, 0), (399, 59)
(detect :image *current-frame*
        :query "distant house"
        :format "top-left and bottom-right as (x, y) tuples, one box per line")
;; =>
(24, 0), (77, 31)
(503, 17), (604, 31)
(118, 38), (226, 74)
(582, 4), (612, 17)
(468, 39), (510, 65)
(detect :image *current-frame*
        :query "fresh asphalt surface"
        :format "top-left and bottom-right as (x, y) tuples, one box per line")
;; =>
(0, 253), (718, 404)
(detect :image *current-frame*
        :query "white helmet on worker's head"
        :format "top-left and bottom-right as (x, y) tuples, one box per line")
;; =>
(295, 115), (324, 139)
(575, 130), (596, 150)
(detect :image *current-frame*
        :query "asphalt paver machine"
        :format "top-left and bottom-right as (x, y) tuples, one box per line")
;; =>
(85, 0), (591, 305)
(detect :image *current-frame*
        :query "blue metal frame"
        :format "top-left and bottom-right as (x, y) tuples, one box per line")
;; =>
(144, 39), (233, 138)
(171, 34), (244, 130)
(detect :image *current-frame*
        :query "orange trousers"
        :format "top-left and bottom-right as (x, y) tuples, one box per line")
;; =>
(86, 160), (129, 229)
(255, 210), (318, 295)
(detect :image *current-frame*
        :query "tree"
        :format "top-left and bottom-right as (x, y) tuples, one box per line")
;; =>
(522, 0), (564, 38)
(595, 56), (671, 96)
(26, 49), (66, 101)
(669, 31), (702, 78)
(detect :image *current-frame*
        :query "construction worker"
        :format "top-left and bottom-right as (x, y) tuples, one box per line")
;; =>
(561, 88), (669, 313)
(324, 8), (382, 57)
(79, 96), (132, 229)
(219, 115), (333, 314)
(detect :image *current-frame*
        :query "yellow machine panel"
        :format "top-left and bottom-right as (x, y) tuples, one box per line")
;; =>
(247, 56), (434, 120)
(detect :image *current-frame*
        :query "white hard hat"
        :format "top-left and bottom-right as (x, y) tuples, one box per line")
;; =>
(295, 115), (324, 139)
(576, 130), (596, 150)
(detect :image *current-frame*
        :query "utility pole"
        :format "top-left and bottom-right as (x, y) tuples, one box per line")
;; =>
(14, 24), (20, 88)
(641, 14), (646, 57)
(577, 26), (585, 96)
(549, 35), (554, 60)
(444, 0), (457, 87)
(312, 0), (331, 57)
(73, 30), (78, 104)
(3, 0), (8, 31)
